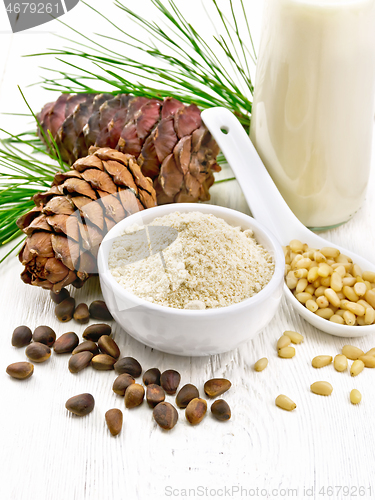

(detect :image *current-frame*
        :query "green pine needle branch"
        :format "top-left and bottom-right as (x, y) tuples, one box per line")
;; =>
(28, 0), (255, 128)
(1, 0), (254, 261)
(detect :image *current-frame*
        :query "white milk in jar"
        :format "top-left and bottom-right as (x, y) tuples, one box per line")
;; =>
(250, 0), (375, 229)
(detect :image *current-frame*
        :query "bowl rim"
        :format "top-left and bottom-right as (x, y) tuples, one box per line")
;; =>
(97, 203), (285, 316)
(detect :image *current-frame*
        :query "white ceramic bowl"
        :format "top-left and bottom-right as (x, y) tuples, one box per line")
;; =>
(97, 203), (284, 356)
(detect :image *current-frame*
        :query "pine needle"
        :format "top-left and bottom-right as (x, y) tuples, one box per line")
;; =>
(25, 0), (253, 127)
(0, 0), (255, 261)
(0, 90), (69, 251)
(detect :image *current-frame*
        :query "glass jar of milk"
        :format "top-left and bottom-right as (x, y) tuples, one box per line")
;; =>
(250, 0), (375, 229)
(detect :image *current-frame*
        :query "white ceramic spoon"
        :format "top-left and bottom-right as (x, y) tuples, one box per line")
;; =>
(202, 106), (375, 338)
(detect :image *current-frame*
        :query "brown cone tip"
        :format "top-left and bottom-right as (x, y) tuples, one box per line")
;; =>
(17, 147), (156, 292)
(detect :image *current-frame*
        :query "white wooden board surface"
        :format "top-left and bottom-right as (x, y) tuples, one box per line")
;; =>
(1, 3), (375, 499)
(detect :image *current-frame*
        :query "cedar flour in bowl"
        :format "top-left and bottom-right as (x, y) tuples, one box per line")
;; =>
(98, 203), (284, 356)
(108, 211), (275, 310)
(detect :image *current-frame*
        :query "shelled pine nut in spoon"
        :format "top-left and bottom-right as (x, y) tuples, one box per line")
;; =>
(201, 106), (375, 337)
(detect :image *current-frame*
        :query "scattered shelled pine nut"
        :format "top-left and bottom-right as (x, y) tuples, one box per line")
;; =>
(277, 335), (291, 350)
(350, 389), (362, 405)
(358, 355), (375, 368)
(284, 330), (304, 344)
(342, 345), (364, 360)
(333, 354), (348, 372)
(254, 358), (268, 372)
(312, 356), (333, 368)
(278, 346), (296, 359)
(275, 394), (296, 411)
(310, 381), (333, 396)
(350, 360), (365, 377)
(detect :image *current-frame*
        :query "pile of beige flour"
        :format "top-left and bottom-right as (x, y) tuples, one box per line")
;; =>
(108, 211), (275, 309)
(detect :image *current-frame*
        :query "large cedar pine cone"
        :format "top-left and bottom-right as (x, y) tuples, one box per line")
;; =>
(37, 93), (220, 204)
(17, 147), (157, 292)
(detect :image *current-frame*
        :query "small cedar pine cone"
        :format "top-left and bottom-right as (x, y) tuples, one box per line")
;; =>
(37, 93), (220, 204)
(17, 147), (157, 292)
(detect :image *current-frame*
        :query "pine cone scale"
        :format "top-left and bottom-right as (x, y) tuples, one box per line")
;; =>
(135, 100), (162, 140)
(118, 188), (143, 215)
(174, 136), (191, 175)
(174, 104), (201, 139)
(59, 178), (97, 200)
(27, 232), (55, 259)
(65, 94), (89, 117)
(46, 214), (81, 242)
(44, 257), (70, 283)
(101, 159), (138, 192)
(98, 192), (126, 223)
(80, 169), (118, 194)
(16, 206), (42, 231)
(159, 154), (184, 198)
(25, 215), (51, 235)
(51, 234), (80, 271)
(49, 94), (70, 138)
(43, 196), (75, 216)
(153, 116), (178, 163)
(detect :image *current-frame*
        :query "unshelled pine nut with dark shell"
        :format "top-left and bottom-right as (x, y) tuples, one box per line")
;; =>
(114, 357), (142, 377)
(55, 298), (76, 322)
(153, 402), (178, 430)
(125, 384), (144, 408)
(105, 409), (123, 436)
(25, 342), (51, 363)
(50, 289), (70, 304)
(54, 332), (79, 354)
(69, 352), (93, 373)
(98, 335), (120, 359)
(112, 373), (135, 396)
(185, 398), (207, 425)
(175, 384), (199, 409)
(83, 324), (111, 342)
(146, 384), (166, 408)
(91, 354), (116, 370)
(33, 326), (56, 347)
(11, 326), (32, 348)
(143, 368), (161, 386)
(72, 341), (100, 356)
(211, 400), (231, 421)
(65, 393), (95, 416)
(160, 370), (181, 395)
(6, 362), (34, 380)
(73, 303), (90, 324)
(89, 300), (113, 321)
(204, 378), (231, 398)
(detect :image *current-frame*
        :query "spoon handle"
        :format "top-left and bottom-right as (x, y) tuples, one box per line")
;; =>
(202, 107), (310, 245)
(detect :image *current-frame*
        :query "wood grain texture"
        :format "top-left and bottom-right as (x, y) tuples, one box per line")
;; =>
(2, 25), (375, 500)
